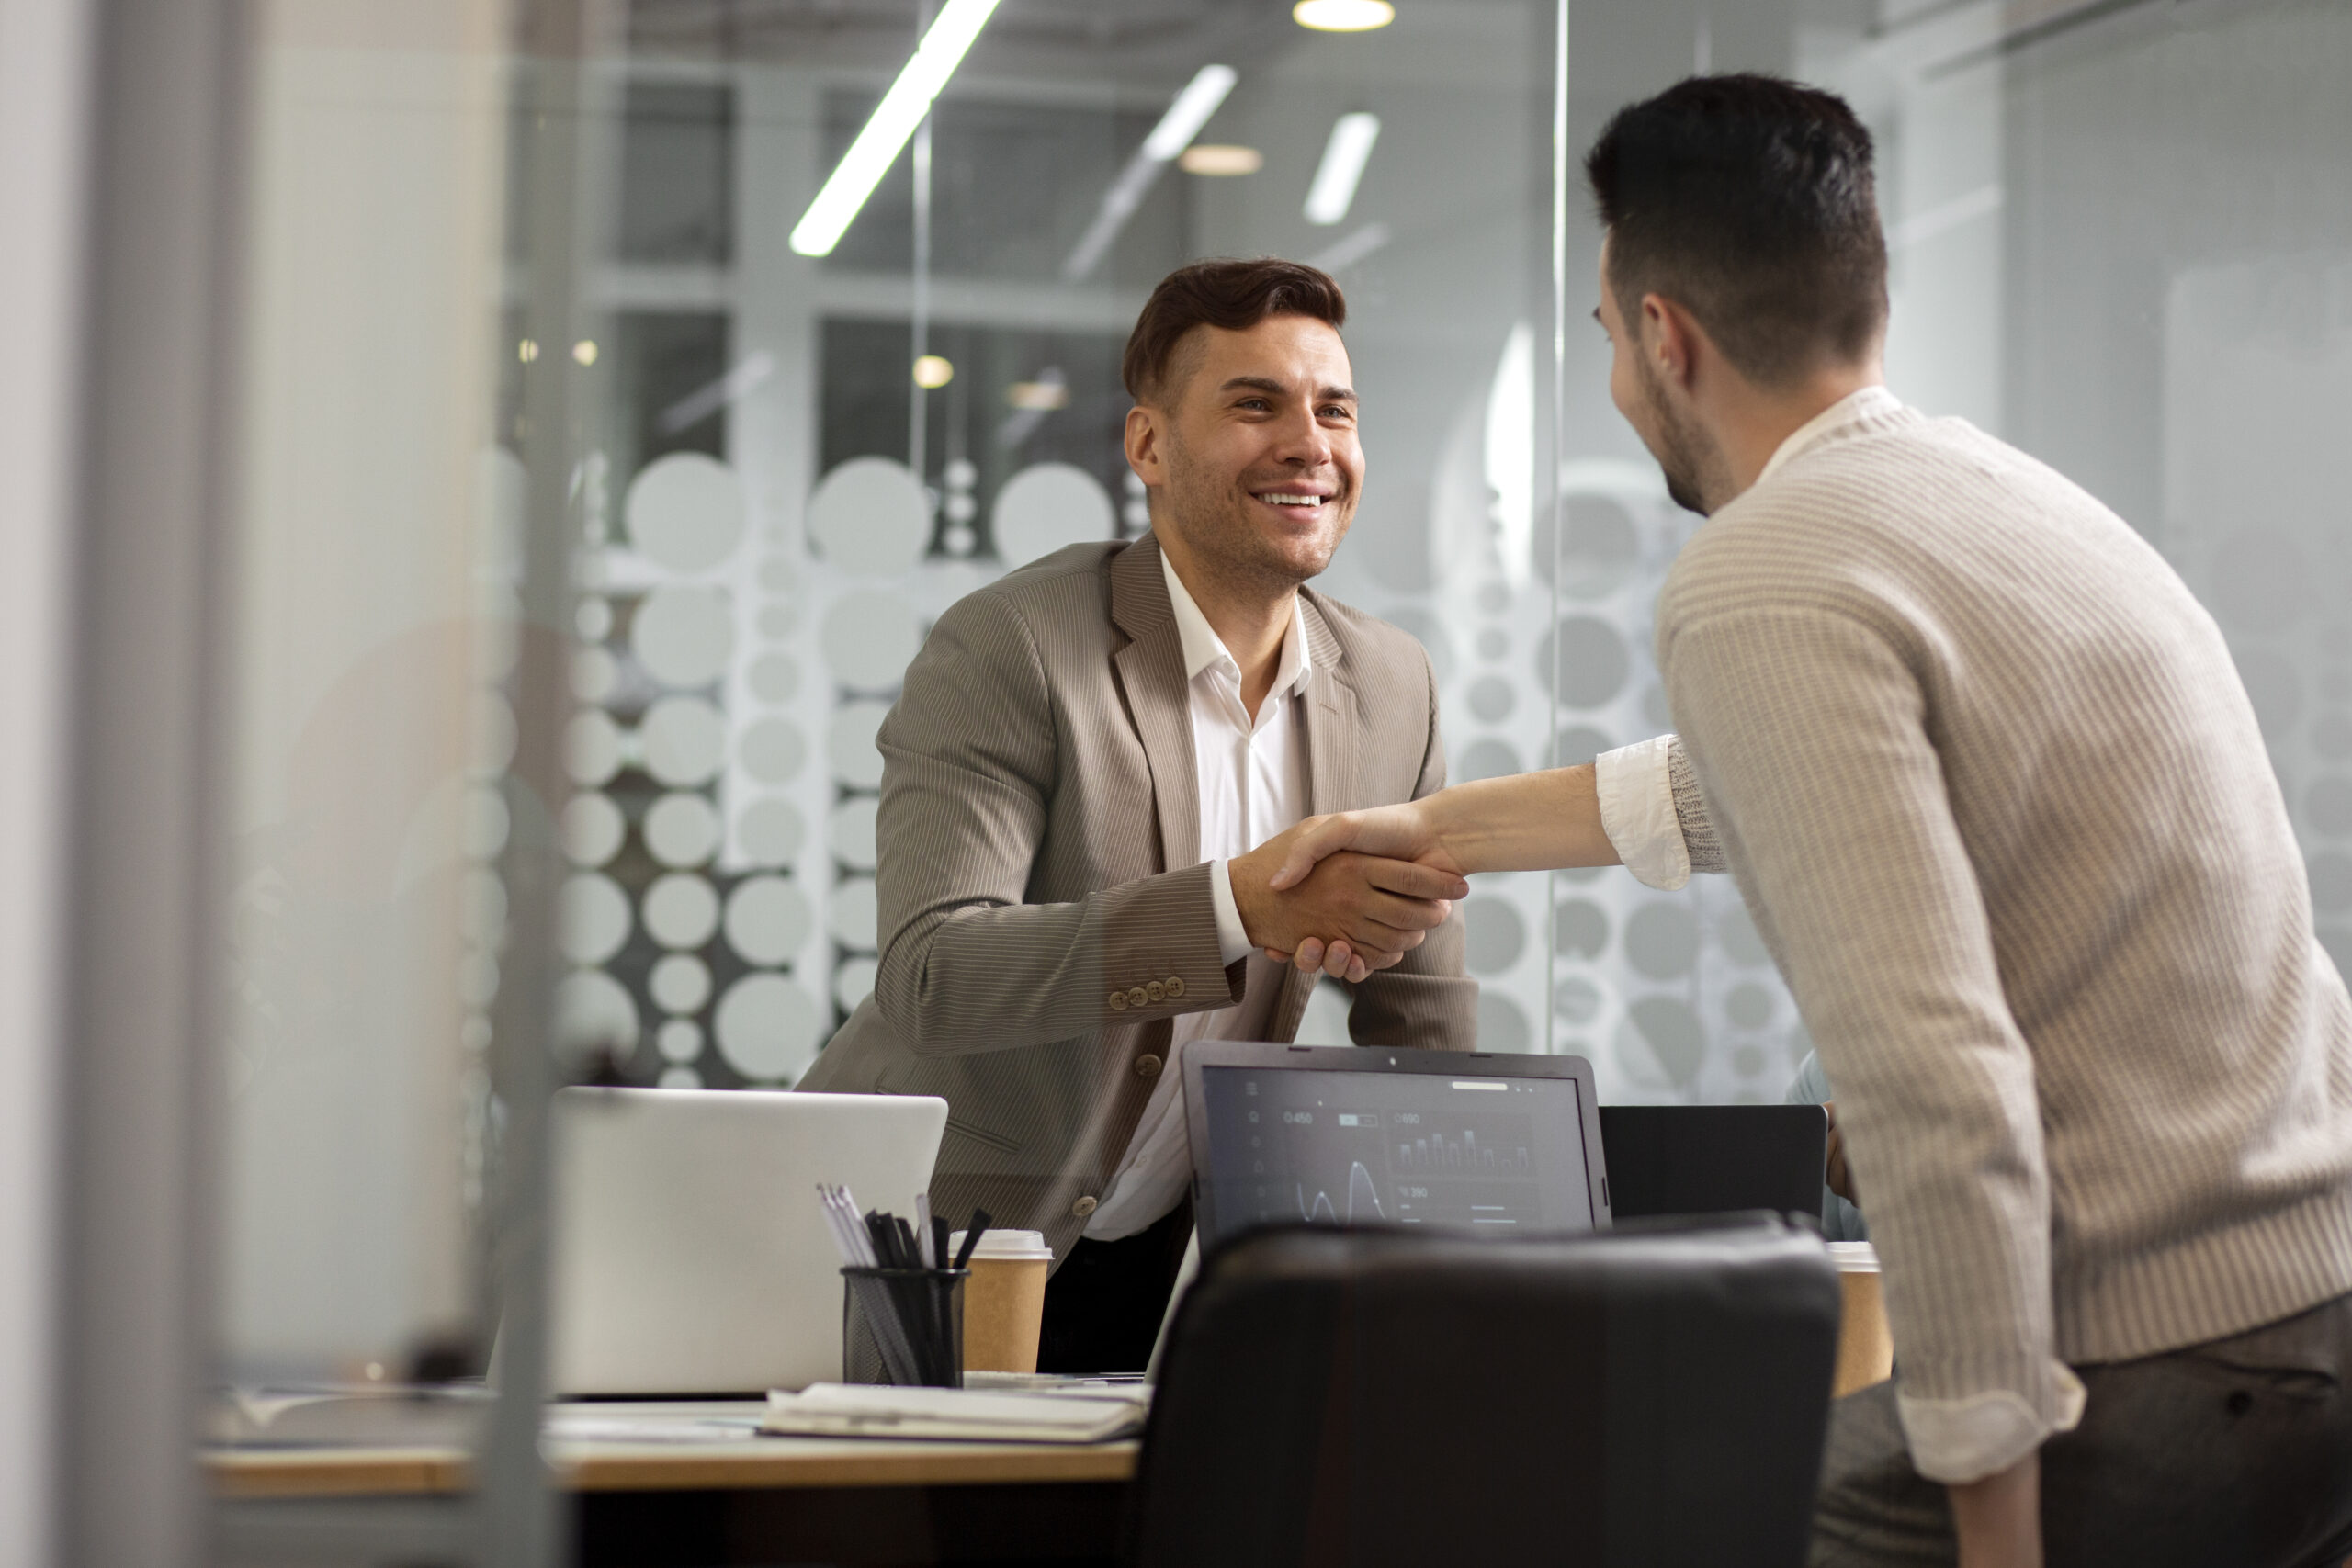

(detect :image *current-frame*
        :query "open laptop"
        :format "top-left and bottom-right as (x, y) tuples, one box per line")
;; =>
(1182, 1043), (1612, 1250)
(1596, 1104), (1826, 1223)
(548, 1087), (946, 1395)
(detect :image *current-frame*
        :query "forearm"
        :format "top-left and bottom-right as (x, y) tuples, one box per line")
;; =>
(875, 862), (1234, 1055)
(1951, 1452), (2041, 1567)
(1417, 764), (1620, 874)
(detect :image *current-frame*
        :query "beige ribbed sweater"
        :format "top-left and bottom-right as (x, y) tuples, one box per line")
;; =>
(1657, 404), (2352, 1466)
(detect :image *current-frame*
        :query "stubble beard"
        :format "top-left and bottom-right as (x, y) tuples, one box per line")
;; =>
(1635, 355), (1733, 517)
(1159, 430), (1354, 600)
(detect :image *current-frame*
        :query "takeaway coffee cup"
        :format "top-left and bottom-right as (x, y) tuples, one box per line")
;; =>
(1829, 1241), (1894, 1397)
(950, 1229), (1055, 1374)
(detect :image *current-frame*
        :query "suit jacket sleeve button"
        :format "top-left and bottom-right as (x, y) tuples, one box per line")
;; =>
(1165, 976), (1186, 999)
(1135, 1054), (1163, 1079)
(1071, 1195), (1099, 1218)
(1145, 981), (1166, 1003)
(1125, 987), (1150, 1010)
(1108, 989), (1128, 1012)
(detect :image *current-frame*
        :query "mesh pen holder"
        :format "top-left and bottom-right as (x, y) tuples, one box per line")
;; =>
(842, 1267), (967, 1388)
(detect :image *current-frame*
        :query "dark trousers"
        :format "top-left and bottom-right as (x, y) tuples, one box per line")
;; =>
(1812, 1290), (2352, 1567)
(1035, 1199), (1193, 1375)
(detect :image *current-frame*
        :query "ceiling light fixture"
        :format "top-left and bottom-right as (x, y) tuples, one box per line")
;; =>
(1294, 0), (1395, 32)
(1061, 63), (1238, 280)
(1181, 144), (1263, 175)
(911, 355), (955, 389)
(1304, 112), (1380, 224)
(788, 0), (1004, 257)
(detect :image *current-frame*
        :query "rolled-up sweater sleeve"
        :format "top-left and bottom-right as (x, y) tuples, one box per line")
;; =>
(1660, 604), (2081, 1483)
(1595, 734), (1727, 887)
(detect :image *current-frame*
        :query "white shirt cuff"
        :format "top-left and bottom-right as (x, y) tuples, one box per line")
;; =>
(1208, 859), (1254, 966)
(1897, 1364), (2086, 1484)
(1596, 734), (1690, 890)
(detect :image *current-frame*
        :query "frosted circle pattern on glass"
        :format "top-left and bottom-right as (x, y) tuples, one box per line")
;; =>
(1551, 726), (1614, 767)
(828, 796), (879, 871)
(640, 696), (726, 786)
(1466, 676), (1515, 723)
(650, 953), (712, 1015)
(820, 592), (922, 691)
(834, 956), (879, 1012)
(740, 716), (808, 784)
(992, 462), (1114, 568)
(737, 797), (806, 867)
(749, 652), (799, 704)
(1718, 906), (1770, 966)
(1727, 982), (1778, 1030)
(1537, 616), (1632, 709)
(565, 710), (623, 786)
(725, 876), (812, 966)
(657, 1018), (703, 1064)
(1381, 607), (1453, 683)
(644, 792), (720, 867)
(828, 701), (889, 788)
(554, 969), (639, 1066)
(808, 457), (931, 577)
(631, 584), (735, 689)
(1476, 993), (1532, 1053)
(1463, 897), (1525, 975)
(1554, 976), (1603, 1024)
(659, 1066), (701, 1089)
(1554, 899), (1610, 959)
(463, 784), (512, 860)
(1621, 998), (1704, 1091)
(626, 451), (747, 573)
(1624, 903), (1699, 980)
(1535, 493), (1640, 601)
(1456, 738), (1522, 783)
(715, 975), (822, 1082)
(829, 877), (878, 950)
(560, 874), (632, 966)
(571, 647), (618, 704)
(643, 874), (720, 950)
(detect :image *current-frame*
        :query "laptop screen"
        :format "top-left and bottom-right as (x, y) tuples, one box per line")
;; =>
(1190, 1050), (1601, 1247)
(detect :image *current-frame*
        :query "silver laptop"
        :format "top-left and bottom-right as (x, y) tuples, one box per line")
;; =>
(548, 1087), (946, 1394)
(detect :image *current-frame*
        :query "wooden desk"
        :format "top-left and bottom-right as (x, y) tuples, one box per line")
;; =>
(209, 1403), (1137, 1566)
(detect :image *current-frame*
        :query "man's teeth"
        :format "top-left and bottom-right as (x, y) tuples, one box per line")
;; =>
(1260, 493), (1325, 506)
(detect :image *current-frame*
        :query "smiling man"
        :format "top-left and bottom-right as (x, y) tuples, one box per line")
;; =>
(801, 258), (1701, 1371)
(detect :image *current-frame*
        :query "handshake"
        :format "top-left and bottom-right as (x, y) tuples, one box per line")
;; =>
(1227, 801), (1459, 985)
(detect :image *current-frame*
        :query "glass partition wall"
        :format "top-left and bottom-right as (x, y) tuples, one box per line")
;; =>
(198, 0), (2352, 1558)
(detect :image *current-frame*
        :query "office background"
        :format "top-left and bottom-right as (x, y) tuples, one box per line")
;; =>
(2, 0), (2347, 1561)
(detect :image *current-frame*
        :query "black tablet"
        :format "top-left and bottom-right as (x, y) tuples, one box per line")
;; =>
(1182, 1042), (1612, 1248)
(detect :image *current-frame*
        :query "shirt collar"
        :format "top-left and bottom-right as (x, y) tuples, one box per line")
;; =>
(1159, 548), (1313, 699)
(1755, 384), (1905, 489)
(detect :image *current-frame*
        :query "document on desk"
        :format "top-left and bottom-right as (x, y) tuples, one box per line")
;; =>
(761, 1383), (1148, 1443)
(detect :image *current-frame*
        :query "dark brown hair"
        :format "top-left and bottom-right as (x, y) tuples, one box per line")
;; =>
(1586, 73), (1886, 387)
(1121, 258), (1348, 403)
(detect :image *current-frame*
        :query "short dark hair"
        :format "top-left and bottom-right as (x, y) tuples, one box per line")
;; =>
(1585, 73), (1886, 387)
(1122, 257), (1348, 403)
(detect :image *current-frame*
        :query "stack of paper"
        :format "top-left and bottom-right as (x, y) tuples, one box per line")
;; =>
(762, 1382), (1148, 1443)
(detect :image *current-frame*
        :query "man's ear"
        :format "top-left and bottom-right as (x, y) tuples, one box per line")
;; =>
(1642, 293), (1712, 395)
(1124, 404), (1165, 488)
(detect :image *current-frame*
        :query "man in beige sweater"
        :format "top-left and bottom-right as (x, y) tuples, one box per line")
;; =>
(1263, 75), (2352, 1566)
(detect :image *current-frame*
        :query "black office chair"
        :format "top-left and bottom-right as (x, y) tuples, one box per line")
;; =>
(1127, 1213), (1840, 1568)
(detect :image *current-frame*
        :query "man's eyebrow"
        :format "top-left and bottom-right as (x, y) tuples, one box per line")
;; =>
(1216, 375), (1358, 403)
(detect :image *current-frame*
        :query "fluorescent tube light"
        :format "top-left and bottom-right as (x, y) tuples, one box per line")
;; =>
(1304, 112), (1380, 225)
(1061, 64), (1238, 280)
(789, 0), (1004, 257)
(1143, 64), (1238, 160)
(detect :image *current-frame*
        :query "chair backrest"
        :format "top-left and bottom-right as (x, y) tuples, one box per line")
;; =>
(1126, 1213), (1840, 1568)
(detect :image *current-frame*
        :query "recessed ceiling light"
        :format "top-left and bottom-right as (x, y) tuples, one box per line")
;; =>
(1181, 144), (1263, 175)
(911, 355), (954, 389)
(1294, 0), (1395, 32)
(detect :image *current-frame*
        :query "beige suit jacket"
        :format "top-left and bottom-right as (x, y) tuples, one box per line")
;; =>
(798, 533), (1476, 1266)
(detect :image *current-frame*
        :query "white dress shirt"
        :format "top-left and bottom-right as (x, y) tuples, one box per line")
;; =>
(1085, 551), (1695, 1240)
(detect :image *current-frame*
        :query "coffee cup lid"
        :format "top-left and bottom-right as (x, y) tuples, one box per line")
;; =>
(949, 1228), (1054, 1262)
(1826, 1240), (1879, 1273)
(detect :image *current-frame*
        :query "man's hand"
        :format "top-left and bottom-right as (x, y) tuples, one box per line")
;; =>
(1950, 1450), (2041, 1568)
(1246, 805), (1460, 978)
(1229, 829), (1465, 983)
